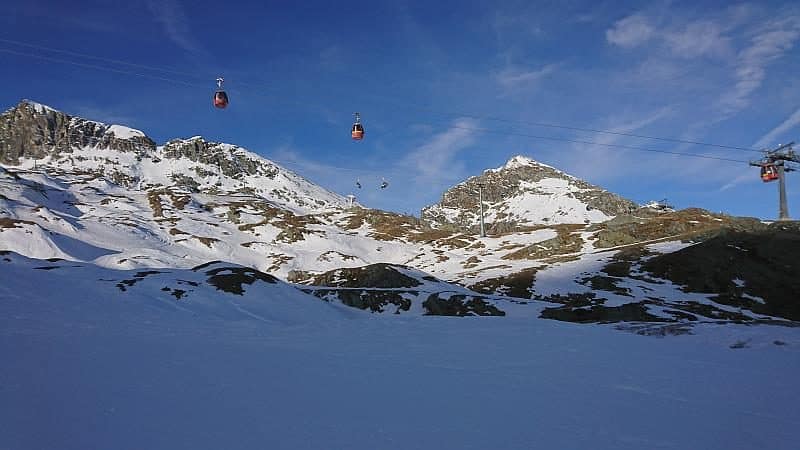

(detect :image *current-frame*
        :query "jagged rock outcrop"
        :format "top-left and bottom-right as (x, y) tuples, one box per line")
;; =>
(0, 100), (156, 164)
(162, 137), (278, 179)
(421, 155), (638, 232)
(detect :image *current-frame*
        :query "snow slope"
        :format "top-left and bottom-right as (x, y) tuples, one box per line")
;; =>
(1, 251), (798, 450)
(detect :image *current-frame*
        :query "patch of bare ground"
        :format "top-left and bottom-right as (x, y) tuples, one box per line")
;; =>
(265, 253), (293, 273)
(430, 234), (474, 249)
(317, 250), (358, 262)
(540, 298), (667, 323)
(306, 288), (413, 313)
(503, 224), (585, 260)
(469, 266), (540, 298)
(338, 208), (455, 243)
(169, 228), (189, 236)
(146, 190), (165, 217)
(581, 275), (633, 297)
(115, 270), (166, 291)
(147, 189), (189, 214)
(459, 264), (514, 279)
(0, 218), (36, 229)
(462, 256), (480, 269)
(204, 266), (278, 295)
(615, 323), (694, 336)
(307, 264), (422, 288)
(263, 210), (323, 243)
(423, 293), (505, 316)
(193, 236), (220, 248)
(592, 208), (766, 248)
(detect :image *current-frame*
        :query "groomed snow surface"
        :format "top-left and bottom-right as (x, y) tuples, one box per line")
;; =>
(1, 254), (798, 450)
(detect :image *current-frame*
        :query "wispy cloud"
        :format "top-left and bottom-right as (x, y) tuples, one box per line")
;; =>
(717, 15), (800, 115)
(607, 14), (731, 58)
(554, 107), (675, 182)
(403, 119), (478, 184)
(719, 169), (757, 192)
(663, 21), (731, 58)
(753, 107), (800, 149)
(606, 14), (655, 48)
(495, 64), (558, 91)
(146, 0), (205, 55)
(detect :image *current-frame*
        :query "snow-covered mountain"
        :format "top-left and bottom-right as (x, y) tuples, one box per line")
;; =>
(2, 100), (795, 323)
(422, 155), (638, 231)
(0, 100), (348, 214)
(3, 101), (800, 450)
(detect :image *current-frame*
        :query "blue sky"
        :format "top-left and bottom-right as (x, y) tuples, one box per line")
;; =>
(2, 0), (799, 219)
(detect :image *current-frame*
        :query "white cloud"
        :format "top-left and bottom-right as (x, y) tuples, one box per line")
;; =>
(718, 16), (800, 115)
(147, 0), (204, 55)
(664, 21), (731, 58)
(495, 64), (558, 91)
(753, 107), (800, 149)
(551, 108), (677, 182)
(719, 170), (757, 192)
(403, 119), (477, 183)
(606, 14), (655, 48)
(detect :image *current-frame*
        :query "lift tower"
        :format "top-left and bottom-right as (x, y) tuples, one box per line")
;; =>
(750, 142), (798, 221)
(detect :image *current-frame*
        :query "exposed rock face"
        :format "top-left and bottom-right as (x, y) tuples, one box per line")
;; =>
(303, 263), (423, 288)
(421, 155), (638, 232)
(0, 101), (156, 164)
(162, 137), (279, 179)
(641, 223), (800, 321)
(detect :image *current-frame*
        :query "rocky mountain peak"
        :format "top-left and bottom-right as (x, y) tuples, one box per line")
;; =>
(421, 154), (638, 232)
(0, 100), (349, 213)
(0, 100), (156, 165)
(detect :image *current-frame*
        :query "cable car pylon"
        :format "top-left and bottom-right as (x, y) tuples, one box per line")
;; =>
(750, 141), (798, 220)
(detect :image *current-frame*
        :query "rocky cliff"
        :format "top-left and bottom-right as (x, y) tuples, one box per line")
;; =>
(0, 101), (156, 164)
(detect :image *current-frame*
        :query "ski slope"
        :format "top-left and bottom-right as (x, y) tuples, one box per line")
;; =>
(1, 253), (798, 450)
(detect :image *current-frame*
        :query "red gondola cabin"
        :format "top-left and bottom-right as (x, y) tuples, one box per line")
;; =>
(761, 164), (778, 182)
(351, 123), (364, 140)
(214, 90), (229, 109)
(213, 77), (228, 109)
(351, 112), (364, 140)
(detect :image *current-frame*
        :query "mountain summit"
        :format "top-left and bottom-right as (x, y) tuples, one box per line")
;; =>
(421, 154), (638, 231)
(0, 100), (347, 213)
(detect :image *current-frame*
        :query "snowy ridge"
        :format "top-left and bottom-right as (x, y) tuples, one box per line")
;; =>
(2, 101), (348, 214)
(491, 154), (564, 174)
(19, 99), (58, 115)
(107, 124), (145, 139)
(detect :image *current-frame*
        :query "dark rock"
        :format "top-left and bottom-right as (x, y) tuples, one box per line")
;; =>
(423, 293), (506, 316)
(0, 101), (155, 165)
